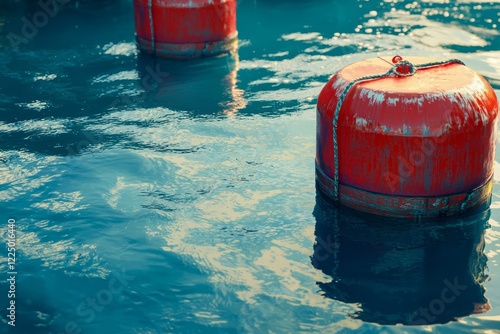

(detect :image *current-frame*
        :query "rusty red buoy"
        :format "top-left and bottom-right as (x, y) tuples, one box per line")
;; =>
(133, 0), (238, 58)
(316, 56), (499, 218)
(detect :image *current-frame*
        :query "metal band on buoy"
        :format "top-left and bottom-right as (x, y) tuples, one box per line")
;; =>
(316, 162), (493, 218)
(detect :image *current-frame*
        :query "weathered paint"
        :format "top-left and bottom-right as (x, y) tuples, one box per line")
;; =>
(134, 0), (237, 58)
(316, 56), (499, 218)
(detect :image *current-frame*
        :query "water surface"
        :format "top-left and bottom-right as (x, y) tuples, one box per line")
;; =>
(0, 0), (500, 333)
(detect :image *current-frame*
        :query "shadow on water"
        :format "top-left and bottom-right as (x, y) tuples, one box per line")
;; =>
(1, 0), (120, 12)
(311, 190), (491, 326)
(0, 0), (130, 53)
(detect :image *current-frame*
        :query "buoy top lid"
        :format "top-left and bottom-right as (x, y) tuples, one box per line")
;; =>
(317, 56), (499, 137)
(339, 56), (484, 94)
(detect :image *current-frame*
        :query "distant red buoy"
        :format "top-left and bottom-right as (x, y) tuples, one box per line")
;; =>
(134, 0), (238, 58)
(316, 56), (499, 218)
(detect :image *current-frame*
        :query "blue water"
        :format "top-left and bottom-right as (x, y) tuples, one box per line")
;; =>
(0, 0), (500, 333)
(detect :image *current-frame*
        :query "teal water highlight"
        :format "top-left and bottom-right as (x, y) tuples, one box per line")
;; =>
(0, 0), (500, 333)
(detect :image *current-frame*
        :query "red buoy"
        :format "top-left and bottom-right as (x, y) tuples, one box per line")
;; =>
(134, 0), (238, 58)
(316, 56), (499, 218)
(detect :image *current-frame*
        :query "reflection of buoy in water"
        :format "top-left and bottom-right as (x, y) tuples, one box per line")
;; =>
(311, 191), (491, 325)
(136, 52), (246, 116)
(133, 0), (238, 58)
(316, 56), (499, 218)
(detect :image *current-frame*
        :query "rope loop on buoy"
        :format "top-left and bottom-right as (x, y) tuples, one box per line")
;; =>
(391, 60), (417, 77)
(148, 0), (155, 54)
(331, 56), (465, 200)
